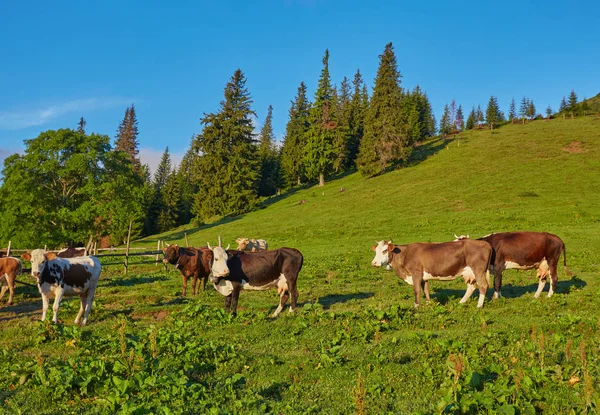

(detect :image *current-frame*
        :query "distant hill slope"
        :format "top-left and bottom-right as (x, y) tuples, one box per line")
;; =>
(139, 117), (599, 280)
(558, 92), (600, 116)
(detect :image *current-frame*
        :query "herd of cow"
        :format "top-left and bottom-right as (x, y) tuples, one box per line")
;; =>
(0, 232), (568, 326)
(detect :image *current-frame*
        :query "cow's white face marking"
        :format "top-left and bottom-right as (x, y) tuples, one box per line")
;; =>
(210, 246), (229, 278)
(29, 249), (49, 280)
(213, 280), (234, 296)
(371, 240), (391, 267)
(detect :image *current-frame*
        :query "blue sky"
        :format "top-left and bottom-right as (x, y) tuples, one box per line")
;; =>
(1, 0), (599, 173)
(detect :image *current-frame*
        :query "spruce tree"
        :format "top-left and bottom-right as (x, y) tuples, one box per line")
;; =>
(192, 69), (259, 219)
(115, 104), (141, 170)
(581, 97), (590, 116)
(176, 143), (197, 226)
(281, 82), (311, 187)
(257, 105), (280, 196)
(456, 105), (465, 131)
(466, 107), (476, 130)
(476, 105), (484, 128)
(449, 99), (457, 129)
(304, 49), (336, 186)
(331, 76), (353, 172)
(357, 42), (407, 177)
(545, 106), (552, 119)
(158, 168), (180, 232)
(347, 70), (367, 168)
(508, 98), (517, 122)
(559, 96), (568, 112)
(485, 96), (501, 129)
(520, 97), (529, 124)
(77, 117), (86, 134)
(527, 100), (536, 119)
(439, 104), (452, 137)
(568, 90), (578, 118)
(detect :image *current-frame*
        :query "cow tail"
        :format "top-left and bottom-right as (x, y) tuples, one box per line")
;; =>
(562, 242), (573, 276)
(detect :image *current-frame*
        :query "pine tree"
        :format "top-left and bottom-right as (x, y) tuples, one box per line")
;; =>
(520, 97), (529, 124)
(257, 105), (280, 196)
(115, 104), (141, 170)
(357, 42), (408, 177)
(331, 76), (353, 172)
(527, 99), (536, 119)
(281, 82), (311, 187)
(559, 97), (568, 112)
(77, 117), (86, 134)
(485, 96), (501, 129)
(304, 49), (336, 186)
(545, 106), (552, 119)
(455, 105), (465, 131)
(439, 104), (452, 137)
(347, 70), (367, 168)
(192, 69), (259, 219)
(466, 107), (476, 130)
(476, 105), (484, 128)
(508, 98), (517, 122)
(176, 142), (197, 226)
(568, 90), (578, 118)
(449, 99), (457, 130)
(581, 97), (590, 116)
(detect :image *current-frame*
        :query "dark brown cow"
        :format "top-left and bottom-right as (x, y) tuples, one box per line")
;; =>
(0, 257), (22, 306)
(56, 247), (87, 258)
(208, 245), (303, 317)
(455, 232), (567, 299)
(371, 239), (492, 308)
(162, 244), (213, 296)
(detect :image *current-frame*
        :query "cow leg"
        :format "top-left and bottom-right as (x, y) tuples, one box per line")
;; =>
(7, 277), (15, 305)
(202, 274), (208, 292)
(287, 277), (299, 312)
(230, 286), (241, 317)
(460, 283), (476, 304)
(192, 273), (198, 296)
(40, 292), (49, 321)
(534, 276), (547, 298)
(422, 281), (431, 302)
(181, 275), (188, 297)
(412, 272), (423, 308)
(81, 286), (97, 326)
(224, 295), (232, 313)
(272, 291), (289, 317)
(0, 282), (7, 303)
(547, 261), (559, 298)
(74, 292), (87, 325)
(492, 268), (503, 299)
(51, 287), (65, 324)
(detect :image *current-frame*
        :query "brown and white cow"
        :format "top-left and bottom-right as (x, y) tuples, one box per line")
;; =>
(235, 238), (268, 252)
(56, 246), (87, 258)
(0, 257), (22, 306)
(454, 232), (567, 299)
(208, 243), (303, 317)
(371, 239), (492, 308)
(22, 249), (101, 326)
(162, 244), (213, 296)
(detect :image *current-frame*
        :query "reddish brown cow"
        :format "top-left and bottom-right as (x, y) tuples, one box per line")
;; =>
(0, 257), (22, 306)
(372, 239), (492, 308)
(163, 245), (213, 296)
(455, 232), (567, 299)
(56, 247), (87, 258)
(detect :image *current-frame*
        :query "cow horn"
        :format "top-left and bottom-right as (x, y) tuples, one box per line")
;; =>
(454, 234), (459, 239)
(225, 244), (230, 250)
(207, 242), (212, 250)
(389, 238), (393, 243)
(467, 234), (470, 238)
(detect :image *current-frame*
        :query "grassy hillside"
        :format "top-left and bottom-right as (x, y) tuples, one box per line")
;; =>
(1, 116), (599, 413)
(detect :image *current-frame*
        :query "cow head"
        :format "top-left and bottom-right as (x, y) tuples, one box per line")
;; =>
(453, 234), (470, 241)
(21, 249), (56, 282)
(236, 238), (249, 250)
(208, 241), (230, 282)
(163, 244), (180, 264)
(371, 240), (392, 267)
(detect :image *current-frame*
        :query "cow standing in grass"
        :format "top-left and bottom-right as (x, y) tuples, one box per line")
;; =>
(162, 244), (213, 296)
(454, 232), (568, 299)
(208, 243), (303, 317)
(22, 249), (101, 326)
(235, 238), (268, 252)
(0, 257), (22, 306)
(56, 246), (87, 258)
(372, 239), (492, 308)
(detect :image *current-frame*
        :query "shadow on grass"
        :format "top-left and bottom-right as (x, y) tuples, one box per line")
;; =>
(101, 274), (169, 288)
(258, 382), (290, 401)
(312, 292), (375, 309)
(405, 136), (457, 167)
(142, 215), (245, 245)
(0, 299), (40, 322)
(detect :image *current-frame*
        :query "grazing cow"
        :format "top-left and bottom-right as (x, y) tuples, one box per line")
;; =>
(21, 249), (101, 326)
(208, 243), (303, 317)
(162, 244), (213, 296)
(235, 238), (268, 252)
(454, 232), (567, 299)
(56, 246), (87, 258)
(0, 257), (22, 306)
(371, 239), (492, 308)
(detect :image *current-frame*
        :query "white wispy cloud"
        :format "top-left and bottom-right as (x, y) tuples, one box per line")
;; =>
(0, 98), (134, 131)
(139, 147), (185, 177)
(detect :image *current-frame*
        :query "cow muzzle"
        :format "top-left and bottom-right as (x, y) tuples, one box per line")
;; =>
(371, 261), (381, 267)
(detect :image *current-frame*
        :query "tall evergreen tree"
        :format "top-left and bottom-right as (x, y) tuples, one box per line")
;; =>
(157, 168), (180, 232)
(455, 105), (465, 131)
(508, 98), (517, 122)
(331, 76), (353, 172)
(466, 107), (476, 130)
(347, 70), (367, 167)
(520, 97), (529, 123)
(527, 99), (536, 119)
(439, 104), (452, 136)
(559, 96), (568, 112)
(485, 95), (501, 129)
(357, 42), (408, 177)
(77, 117), (86, 134)
(581, 97), (590, 116)
(476, 105), (484, 128)
(568, 89), (578, 118)
(304, 49), (336, 186)
(115, 104), (141, 170)
(545, 106), (553, 118)
(449, 99), (457, 129)
(257, 105), (281, 196)
(192, 69), (259, 220)
(281, 82), (311, 187)
(176, 143), (197, 226)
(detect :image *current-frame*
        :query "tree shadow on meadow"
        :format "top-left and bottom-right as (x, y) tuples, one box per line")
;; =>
(101, 274), (169, 288)
(0, 299), (40, 323)
(300, 292), (375, 310)
(405, 136), (458, 167)
(258, 382), (291, 401)
(141, 215), (245, 245)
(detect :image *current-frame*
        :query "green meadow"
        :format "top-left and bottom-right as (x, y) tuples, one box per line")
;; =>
(1, 116), (599, 414)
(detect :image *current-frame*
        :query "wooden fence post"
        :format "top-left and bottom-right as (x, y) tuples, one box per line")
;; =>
(155, 240), (161, 266)
(6, 240), (11, 257)
(93, 241), (98, 255)
(124, 220), (132, 274)
(185, 232), (189, 248)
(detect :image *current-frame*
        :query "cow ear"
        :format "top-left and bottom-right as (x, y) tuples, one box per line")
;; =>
(46, 252), (57, 261)
(371, 245), (377, 251)
(21, 252), (31, 261)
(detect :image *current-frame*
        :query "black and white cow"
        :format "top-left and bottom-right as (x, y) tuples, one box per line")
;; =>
(208, 243), (303, 317)
(22, 249), (102, 326)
